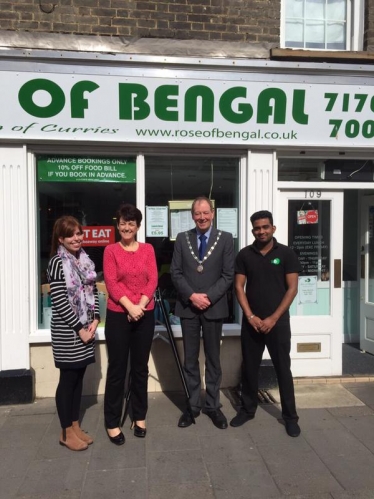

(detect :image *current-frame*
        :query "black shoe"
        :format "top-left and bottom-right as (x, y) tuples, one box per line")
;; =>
(178, 410), (200, 428)
(203, 409), (228, 429)
(230, 410), (254, 427)
(285, 420), (301, 437)
(106, 429), (125, 445)
(131, 422), (147, 438)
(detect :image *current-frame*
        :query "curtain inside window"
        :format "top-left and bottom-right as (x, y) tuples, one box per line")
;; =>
(285, 0), (347, 49)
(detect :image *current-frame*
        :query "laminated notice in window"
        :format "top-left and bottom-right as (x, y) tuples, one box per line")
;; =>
(146, 206), (168, 237)
(298, 276), (318, 304)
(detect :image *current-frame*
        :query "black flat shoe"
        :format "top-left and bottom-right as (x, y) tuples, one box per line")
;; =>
(131, 422), (147, 438)
(230, 410), (255, 428)
(178, 410), (200, 428)
(106, 429), (125, 446)
(203, 409), (228, 429)
(285, 420), (301, 437)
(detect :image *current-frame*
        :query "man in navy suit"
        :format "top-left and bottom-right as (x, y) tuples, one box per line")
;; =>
(171, 196), (234, 429)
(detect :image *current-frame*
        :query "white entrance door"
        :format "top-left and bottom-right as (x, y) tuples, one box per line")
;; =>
(277, 190), (344, 376)
(360, 195), (374, 355)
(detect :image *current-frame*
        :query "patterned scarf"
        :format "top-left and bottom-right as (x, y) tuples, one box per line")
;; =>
(57, 244), (97, 326)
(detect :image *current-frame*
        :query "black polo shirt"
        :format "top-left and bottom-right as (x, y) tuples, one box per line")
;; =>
(235, 238), (302, 321)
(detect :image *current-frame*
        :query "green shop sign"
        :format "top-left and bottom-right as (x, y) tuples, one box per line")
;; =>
(38, 156), (136, 182)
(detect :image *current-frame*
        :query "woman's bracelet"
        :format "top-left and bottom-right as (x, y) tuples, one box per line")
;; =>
(248, 314), (255, 321)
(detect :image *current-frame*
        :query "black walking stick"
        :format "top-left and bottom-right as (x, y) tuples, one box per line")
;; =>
(155, 287), (196, 424)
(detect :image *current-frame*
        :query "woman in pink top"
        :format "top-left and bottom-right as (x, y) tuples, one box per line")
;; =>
(103, 204), (158, 445)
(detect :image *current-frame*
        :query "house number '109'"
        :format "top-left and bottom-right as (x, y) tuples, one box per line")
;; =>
(304, 191), (321, 198)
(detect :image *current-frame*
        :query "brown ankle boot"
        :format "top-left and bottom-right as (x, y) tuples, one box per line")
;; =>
(72, 420), (94, 445)
(59, 426), (88, 451)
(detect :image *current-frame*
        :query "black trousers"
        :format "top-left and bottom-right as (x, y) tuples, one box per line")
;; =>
(56, 367), (86, 429)
(181, 315), (223, 412)
(240, 320), (298, 422)
(104, 309), (155, 429)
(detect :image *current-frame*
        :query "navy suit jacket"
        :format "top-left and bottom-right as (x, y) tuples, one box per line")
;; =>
(170, 227), (234, 319)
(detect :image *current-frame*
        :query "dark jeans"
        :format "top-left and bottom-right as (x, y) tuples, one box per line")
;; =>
(56, 367), (86, 429)
(104, 309), (155, 428)
(240, 320), (298, 422)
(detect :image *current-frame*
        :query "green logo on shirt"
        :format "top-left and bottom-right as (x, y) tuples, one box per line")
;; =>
(271, 258), (280, 265)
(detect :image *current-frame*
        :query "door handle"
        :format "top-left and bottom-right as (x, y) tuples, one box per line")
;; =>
(334, 259), (341, 289)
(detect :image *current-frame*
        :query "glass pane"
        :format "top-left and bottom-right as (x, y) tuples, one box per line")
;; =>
(327, 21), (345, 43)
(306, 0), (325, 20)
(37, 156), (137, 329)
(305, 20), (325, 44)
(288, 200), (331, 316)
(278, 159), (374, 182)
(278, 158), (325, 181)
(286, 0), (304, 18)
(327, 0), (347, 20)
(145, 156), (239, 324)
(285, 20), (304, 45)
(368, 206), (374, 303)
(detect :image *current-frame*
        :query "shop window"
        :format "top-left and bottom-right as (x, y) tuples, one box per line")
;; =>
(281, 0), (364, 51)
(37, 155), (136, 329)
(278, 158), (374, 182)
(145, 156), (240, 325)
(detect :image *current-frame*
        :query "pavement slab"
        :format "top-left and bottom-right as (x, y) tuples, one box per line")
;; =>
(1, 383), (374, 499)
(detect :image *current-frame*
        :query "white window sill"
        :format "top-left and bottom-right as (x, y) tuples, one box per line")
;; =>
(29, 323), (242, 343)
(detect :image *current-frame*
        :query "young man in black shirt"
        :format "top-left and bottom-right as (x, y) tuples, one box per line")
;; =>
(230, 210), (302, 437)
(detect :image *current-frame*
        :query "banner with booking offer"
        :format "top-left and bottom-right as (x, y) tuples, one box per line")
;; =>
(37, 156), (136, 183)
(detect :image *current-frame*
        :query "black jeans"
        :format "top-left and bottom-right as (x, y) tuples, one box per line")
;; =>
(56, 367), (86, 429)
(240, 320), (298, 422)
(104, 309), (155, 428)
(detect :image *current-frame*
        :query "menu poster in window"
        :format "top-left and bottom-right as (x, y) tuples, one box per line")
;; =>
(170, 210), (194, 240)
(217, 208), (238, 238)
(289, 201), (330, 279)
(168, 199), (215, 240)
(146, 206), (168, 237)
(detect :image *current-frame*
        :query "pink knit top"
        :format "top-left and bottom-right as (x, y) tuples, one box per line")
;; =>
(103, 242), (158, 313)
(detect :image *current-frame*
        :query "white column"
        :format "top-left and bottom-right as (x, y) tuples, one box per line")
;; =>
(0, 145), (30, 371)
(246, 150), (276, 242)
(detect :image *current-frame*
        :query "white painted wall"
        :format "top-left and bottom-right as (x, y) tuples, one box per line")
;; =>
(0, 146), (30, 370)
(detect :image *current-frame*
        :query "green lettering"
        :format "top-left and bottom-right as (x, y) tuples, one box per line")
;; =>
(155, 85), (178, 121)
(71, 81), (99, 118)
(184, 85), (214, 122)
(19, 79), (65, 118)
(329, 119), (342, 138)
(292, 90), (309, 125)
(355, 94), (368, 112)
(219, 87), (253, 124)
(325, 93), (338, 112)
(118, 83), (150, 120)
(257, 88), (286, 124)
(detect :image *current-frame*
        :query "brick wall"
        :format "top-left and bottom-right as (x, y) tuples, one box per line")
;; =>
(0, 0), (280, 43)
(365, 0), (374, 51)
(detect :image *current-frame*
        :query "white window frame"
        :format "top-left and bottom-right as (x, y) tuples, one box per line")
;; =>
(280, 0), (364, 51)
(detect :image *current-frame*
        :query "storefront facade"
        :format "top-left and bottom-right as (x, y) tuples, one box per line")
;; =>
(1, 49), (374, 401)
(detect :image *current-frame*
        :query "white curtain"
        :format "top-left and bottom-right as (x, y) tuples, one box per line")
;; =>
(285, 0), (347, 49)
